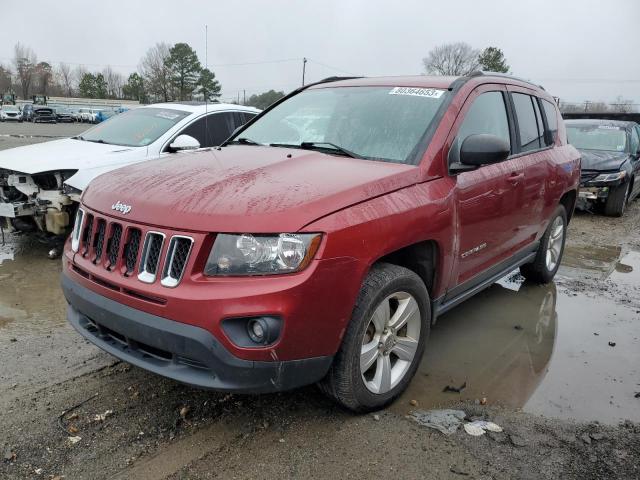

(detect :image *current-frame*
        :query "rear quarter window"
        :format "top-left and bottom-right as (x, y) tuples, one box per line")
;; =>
(541, 99), (559, 145)
(512, 93), (543, 152)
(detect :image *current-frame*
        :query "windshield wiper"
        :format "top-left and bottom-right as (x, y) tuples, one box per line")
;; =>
(72, 135), (85, 141)
(270, 141), (364, 159)
(228, 137), (261, 146)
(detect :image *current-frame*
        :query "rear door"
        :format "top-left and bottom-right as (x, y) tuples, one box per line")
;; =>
(447, 85), (524, 290)
(507, 87), (555, 243)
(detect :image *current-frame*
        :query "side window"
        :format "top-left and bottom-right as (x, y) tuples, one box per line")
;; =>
(230, 111), (255, 133)
(178, 112), (236, 148)
(178, 116), (208, 147)
(630, 126), (639, 155)
(541, 99), (558, 145)
(532, 99), (545, 147)
(512, 93), (542, 152)
(450, 91), (511, 163)
(243, 112), (257, 124)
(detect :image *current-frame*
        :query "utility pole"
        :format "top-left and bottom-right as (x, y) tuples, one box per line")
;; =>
(302, 57), (307, 86)
(243, 89), (246, 105)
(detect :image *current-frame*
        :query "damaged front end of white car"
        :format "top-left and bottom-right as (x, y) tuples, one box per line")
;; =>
(0, 168), (80, 237)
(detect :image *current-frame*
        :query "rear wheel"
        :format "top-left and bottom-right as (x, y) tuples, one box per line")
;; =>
(520, 205), (567, 284)
(604, 181), (629, 217)
(319, 263), (430, 412)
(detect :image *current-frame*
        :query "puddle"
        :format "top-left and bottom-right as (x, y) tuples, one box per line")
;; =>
(394, 274), (640, 425)
(559, 244), (622, 279)
(0, 236), (67, 336)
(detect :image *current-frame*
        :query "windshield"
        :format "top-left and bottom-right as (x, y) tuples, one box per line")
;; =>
(79, 107), (190, 147)
(236, 86), (448, 164)
(567, 124), (627, 152)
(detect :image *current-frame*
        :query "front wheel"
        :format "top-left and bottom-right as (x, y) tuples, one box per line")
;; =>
(604, 181), (629, 217)
(319, 263), (430, 412)
(520, 205), (567, 284)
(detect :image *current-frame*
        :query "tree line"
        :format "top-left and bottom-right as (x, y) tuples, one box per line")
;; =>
(1, 40), (634, 113)
(0, 42), (222, 103)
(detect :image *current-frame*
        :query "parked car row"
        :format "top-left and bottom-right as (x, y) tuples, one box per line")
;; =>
(0, 104), (128, 124)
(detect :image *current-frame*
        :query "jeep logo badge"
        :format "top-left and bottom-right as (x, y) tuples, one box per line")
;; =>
(111, 201), (132, 215)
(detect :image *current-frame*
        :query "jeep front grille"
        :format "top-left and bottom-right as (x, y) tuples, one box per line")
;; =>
(138, 232), (165, 283)
(161, 236), (194, 288)
(72, 211), (196, 289)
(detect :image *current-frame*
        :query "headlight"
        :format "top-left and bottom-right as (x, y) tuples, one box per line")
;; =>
(593, 171), (626, 182)
(204, 233), (322, 276)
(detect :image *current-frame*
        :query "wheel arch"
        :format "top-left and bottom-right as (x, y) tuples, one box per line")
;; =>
(373, 240), (439, 297)
(559, 189), (577, 223)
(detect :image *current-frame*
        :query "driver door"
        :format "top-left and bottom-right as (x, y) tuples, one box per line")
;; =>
(446, 85), (524, 292)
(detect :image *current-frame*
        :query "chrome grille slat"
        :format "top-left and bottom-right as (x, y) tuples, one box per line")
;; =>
(106, 223), (123, 270)
(138, 232), (165, 283)
(92, 219), (106, 264)
(160, 236), (194, 288)
(124, 229), (142, 276)
(81, 214), (94, 256)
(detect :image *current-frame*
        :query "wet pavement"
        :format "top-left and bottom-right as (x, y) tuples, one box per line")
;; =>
(2, 229), (639, 426)
(396, 272), (640, 424)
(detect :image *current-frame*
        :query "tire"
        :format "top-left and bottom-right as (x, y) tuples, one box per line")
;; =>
(319, 263), (430, 412)
(520, 205), (567, 284)
(604, 181), (629, 217)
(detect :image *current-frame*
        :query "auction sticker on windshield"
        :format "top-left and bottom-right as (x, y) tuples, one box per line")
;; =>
(388, 87), (445, 98)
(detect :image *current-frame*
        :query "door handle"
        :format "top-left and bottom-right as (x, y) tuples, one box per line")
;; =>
(507, 172), (524, 184)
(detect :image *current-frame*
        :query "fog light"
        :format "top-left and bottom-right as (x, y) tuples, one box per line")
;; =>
(247, 318), (268, 344)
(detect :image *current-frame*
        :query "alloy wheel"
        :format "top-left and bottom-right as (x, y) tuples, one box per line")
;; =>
(360, 291), (421, 394)
(545, 216), (564, 271)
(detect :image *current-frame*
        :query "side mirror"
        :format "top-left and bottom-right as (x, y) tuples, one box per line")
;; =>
(169, 134), (200, 152)
(459, 134), (510, 167)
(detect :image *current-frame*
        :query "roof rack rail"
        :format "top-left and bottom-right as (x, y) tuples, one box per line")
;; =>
(467, 71), (545, 91)
(316, 76), (364, 84)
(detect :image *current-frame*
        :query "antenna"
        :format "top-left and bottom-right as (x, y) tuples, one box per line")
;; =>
(204, 24), (208, 145)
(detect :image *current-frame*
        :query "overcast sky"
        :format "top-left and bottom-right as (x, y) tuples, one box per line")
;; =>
(2, 0), (638, 105)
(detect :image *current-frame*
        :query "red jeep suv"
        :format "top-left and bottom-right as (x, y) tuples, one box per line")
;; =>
(62, 74), (580, 411)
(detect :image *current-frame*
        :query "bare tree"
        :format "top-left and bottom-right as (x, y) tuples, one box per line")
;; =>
(13, 43), (37, 99)
(102, 66), (124, 99)
(422, 42), (479, 76)
(35, 62), (53, 96)
(611, 95), (635, 113)
(0, 64), (12, 93)
(140, 42), (172, 102)
(73, 64), (88, 95)
(58, 62), (74, 97)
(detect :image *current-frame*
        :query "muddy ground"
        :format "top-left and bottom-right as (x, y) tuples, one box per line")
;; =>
(0, 127), (639, 479)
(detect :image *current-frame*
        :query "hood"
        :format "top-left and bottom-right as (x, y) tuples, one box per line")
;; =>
(82, 145), (422, 232)
(0, 137), (145, 176)
(578, 149), (630, 172)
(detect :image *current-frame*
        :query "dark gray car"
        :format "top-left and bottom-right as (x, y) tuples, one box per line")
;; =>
(566, 119), (640, 216)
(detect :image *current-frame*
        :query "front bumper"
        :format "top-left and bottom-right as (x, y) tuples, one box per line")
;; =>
(62, 272), (333, 393)
(578, 186), (610, 201)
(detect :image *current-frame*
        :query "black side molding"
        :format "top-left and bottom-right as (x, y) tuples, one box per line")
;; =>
(431, 242), (539, 320)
